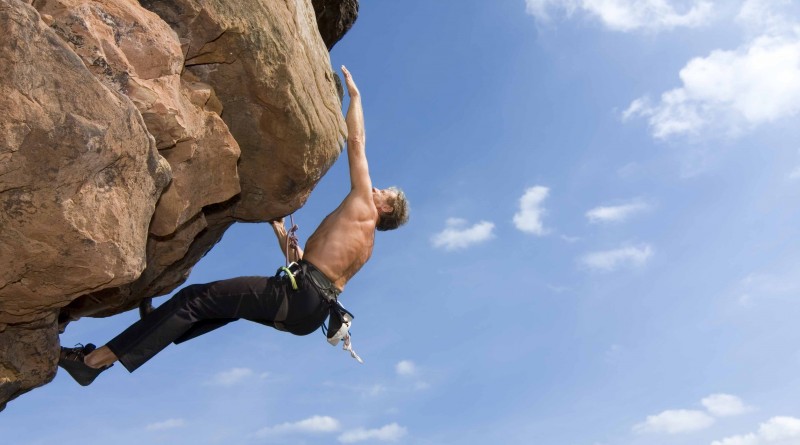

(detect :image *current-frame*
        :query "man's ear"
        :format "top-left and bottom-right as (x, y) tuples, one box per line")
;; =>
(380, 203), (393, 214)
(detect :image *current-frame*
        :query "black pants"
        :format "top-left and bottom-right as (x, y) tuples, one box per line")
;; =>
(106, 263), (331, 372)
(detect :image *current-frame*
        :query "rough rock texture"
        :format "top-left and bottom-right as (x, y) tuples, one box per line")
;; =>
(0, 0), (171, 322)
(0, 314), (60, 409)
(312, 0), (358, 50)
(0, 0), (355, 409)
(141, 0), (347, 221)
(33, 0), (242, 239)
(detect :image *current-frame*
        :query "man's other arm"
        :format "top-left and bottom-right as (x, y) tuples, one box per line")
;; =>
(270, 218), (303, 263)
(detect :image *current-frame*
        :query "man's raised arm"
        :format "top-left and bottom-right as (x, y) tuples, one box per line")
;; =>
(341, 66), (372, 195)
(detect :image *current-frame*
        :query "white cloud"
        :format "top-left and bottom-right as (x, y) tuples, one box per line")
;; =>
(254, 416), (341, 437)
(625, 35), (800, 138)
(431, 218), (495, 250)
(586, 200), (650, 223)
(633, 409), (715, 434)
(525, 0), (714, 32)
(712, 416), (800, 445)
(207, 367), (254, 386)
(396, 360), (417, 377)
(702, 393), (750, 417)
(580, 244), (653, 271)
(624, 1), (800, 139)
(145, 418), (186, 431)
(338, 423), (408, 443)
(513, 186), (550, 235)
(737, 0), (800, 36)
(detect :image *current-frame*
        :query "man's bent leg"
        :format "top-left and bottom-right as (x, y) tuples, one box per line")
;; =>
(105, 276), (279, 372)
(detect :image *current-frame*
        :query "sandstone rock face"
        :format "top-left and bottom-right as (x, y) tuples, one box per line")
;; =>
(142, 0), (347, 221)
(0, 0), (354, 409)
(33, 0), (242, 237)
(0, 0), (171, 321)
(0, 314), (60, 410)
(0, 0), (170, 408)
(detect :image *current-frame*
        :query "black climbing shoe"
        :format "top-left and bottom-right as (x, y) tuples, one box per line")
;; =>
(58, 343), (112, 386)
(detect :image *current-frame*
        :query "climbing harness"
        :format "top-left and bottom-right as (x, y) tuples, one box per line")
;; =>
(271, 216), (363, 363)
(276, 265), (299, 290)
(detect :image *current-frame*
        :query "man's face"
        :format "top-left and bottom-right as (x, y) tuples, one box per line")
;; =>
(372, 187), (395, 212)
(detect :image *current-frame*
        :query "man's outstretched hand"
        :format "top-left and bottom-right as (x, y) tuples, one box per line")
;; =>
(341, 65), (359, 97)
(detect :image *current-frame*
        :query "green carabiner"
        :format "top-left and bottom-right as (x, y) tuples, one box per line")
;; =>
(279, 266), (298, 290)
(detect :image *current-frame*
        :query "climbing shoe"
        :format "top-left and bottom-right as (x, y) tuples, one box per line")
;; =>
(58, 343), (112, 386)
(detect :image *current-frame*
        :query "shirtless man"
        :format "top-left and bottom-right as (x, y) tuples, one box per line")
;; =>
(58, 66), (409, 385)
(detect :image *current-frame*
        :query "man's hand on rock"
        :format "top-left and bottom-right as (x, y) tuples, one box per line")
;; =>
(341, 65), (359, 97)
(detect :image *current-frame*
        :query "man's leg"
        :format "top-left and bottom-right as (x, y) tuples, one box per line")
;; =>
(89, 276), (287, 373)
(60, 275), (290, 385)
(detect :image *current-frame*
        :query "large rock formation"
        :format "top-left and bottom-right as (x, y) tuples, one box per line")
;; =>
(0, 0), (357, 410)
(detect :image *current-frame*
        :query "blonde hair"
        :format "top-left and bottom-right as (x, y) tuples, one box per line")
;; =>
(376, 187), (409, 231)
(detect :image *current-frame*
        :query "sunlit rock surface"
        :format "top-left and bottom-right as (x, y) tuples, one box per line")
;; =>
(0, 0), (355, 410)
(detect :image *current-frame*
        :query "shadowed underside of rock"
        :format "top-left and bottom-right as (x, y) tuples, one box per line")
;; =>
(0, 0), (356, 410)
(312, 0), (358, 50)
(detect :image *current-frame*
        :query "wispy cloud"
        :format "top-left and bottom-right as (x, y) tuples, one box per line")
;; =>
(145, 418), (186, 431)
(634, 394), (751, 435)
(431, 218), (495, 250)
(338, 423), (408, 443)
(737, 0), (800, 36)
(580, 244), (653, 271)
(586, 200), (650, 223)
(623, 1), (800, 139)
(525, 0), (713, 32)
(702, 393), (751, 417)
(396, 360), (417, 377)
(513, 186), (550, 235)
(736, 268), (800, 305)
(633, 409), (715, 434)
(711, 416), (800, 445)
(207, 367), (254, 386)
(254, 416), (340, 438)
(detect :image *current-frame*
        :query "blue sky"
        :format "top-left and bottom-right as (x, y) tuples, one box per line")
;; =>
(5, 1), (800, 444)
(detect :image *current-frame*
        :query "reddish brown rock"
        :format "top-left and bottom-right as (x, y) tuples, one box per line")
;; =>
(0, 0), (171, 405)
(142, 0), (347, 221)
(26, 0), (242, 322)
(33, 0), (242, 237)
(0, 0), (170, 322)
(1, 0), (350, 410)
(0, 313), (59, 411)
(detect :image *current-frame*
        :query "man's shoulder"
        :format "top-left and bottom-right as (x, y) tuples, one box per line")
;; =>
(338, 191), (378, 219)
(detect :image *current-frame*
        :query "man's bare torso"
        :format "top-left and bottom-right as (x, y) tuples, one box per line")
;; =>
(303, 194), (377, 291)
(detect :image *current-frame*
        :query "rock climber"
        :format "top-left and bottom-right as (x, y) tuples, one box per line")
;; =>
(58, 66), (410, 385)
